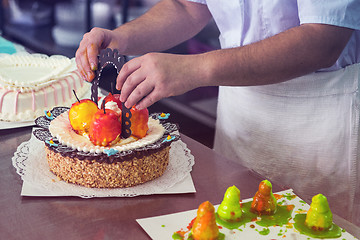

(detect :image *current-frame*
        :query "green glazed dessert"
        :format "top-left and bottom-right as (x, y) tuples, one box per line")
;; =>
(217, 185), (243, 222)
(251, 180), (277, 215)
(305, 194), (333, 231)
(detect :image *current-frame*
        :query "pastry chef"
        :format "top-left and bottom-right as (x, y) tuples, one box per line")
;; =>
(75, 0), (360, 225)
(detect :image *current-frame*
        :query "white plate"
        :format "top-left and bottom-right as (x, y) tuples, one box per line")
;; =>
(0, 120), (35, 130)
(137, 189), (357, 240)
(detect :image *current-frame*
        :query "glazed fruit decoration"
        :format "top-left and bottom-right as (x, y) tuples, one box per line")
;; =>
(68, 98), (99, 135)
(217, 185), (243, 222)
(102, 93), (149, 139)
(191, 201), (220, 240)
(305, 194), (333, 231)
(130, 106), (149, 138)
(88, 108), (122, 147)
(102, 92), (122, 109)
(250, 180), (277, 215)
(69, 91), (149, 147)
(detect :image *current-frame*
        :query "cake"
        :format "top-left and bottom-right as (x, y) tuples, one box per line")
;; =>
(0, 53), (89, 122)
(33, 95), (180, 188)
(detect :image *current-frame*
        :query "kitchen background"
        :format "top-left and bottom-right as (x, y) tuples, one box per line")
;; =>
(0, 0), (221, 148)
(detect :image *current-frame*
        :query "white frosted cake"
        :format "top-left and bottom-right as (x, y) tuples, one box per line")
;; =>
(0, 53), (89, 122)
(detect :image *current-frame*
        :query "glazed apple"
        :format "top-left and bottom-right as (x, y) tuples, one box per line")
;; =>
(69, 99), (99, 135)
(102, 92), (122, 109)
(88, 108), (122, 146)
(130, 106), (149, 138)
(102, 92), (149, 139)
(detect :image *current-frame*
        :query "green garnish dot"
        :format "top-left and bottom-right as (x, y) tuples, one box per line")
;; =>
(172, 232), (183, 240)
(218, 233), (225, 240)
(256, 227), (270, 235)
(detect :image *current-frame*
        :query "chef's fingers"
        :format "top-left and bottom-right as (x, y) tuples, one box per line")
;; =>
(134, 89), (161, 110)
(75, 49), (90, 81)
(82, 43), (97, 81)
(116, 58), (141, 95)
(76, 29), (107, 82)
(87, 43), (99, 72)
(119, 69), (146, 107)
(125, 81), (155, 109)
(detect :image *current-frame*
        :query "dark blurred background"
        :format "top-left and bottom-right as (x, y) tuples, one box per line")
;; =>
(0, 0), (220, 148)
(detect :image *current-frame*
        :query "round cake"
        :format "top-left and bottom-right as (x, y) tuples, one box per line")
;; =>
(33, 107), (179, 188)
(0, 53), (90, 121)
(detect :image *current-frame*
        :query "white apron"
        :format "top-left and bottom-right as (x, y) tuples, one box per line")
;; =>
(205, 0), (360, 225)
(214, 64), (360, 225)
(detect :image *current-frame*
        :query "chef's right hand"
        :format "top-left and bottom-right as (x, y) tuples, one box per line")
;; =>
(75, 27), (117, 82)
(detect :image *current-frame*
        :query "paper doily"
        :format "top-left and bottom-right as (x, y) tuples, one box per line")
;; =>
(12, 135), (195, 198)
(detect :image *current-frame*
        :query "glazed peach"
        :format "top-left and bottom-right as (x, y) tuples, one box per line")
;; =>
(68, 99), (99, 135)
(130, 106), (149, 138)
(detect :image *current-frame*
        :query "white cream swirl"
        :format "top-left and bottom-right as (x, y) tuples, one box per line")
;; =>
(104, 101), (122, 115)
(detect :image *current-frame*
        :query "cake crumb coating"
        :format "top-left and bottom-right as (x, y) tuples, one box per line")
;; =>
(45, 145), (170, 188)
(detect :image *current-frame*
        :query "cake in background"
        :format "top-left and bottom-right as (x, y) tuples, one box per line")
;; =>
(0, 53), (90, 122)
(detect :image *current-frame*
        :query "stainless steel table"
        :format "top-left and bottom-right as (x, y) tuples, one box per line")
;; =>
(1, 126), (359, 239)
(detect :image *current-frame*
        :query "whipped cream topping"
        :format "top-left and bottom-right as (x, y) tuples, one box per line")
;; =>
(104, 101), (121, 115)
(49, 111), (166, 154)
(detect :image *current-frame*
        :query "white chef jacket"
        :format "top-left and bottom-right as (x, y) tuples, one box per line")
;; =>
(187, 0), (360, 225)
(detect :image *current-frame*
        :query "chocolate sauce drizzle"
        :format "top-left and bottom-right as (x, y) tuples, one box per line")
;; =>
(33, 107), (180, 164)
(91, 48), (132, 138)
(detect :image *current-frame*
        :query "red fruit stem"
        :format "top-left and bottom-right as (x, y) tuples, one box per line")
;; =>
(73, 90), (80, 103)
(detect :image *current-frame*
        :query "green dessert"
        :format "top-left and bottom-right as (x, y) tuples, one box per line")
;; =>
(217, 185), (243, 222)
(305, 194), (333, 230)
(294, 194), (341, 238)
(251, 180), (277, 215)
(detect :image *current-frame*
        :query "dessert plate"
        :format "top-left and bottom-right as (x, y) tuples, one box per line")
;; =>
(0, 120), (34, 130)
(12, 130), (195, 198)
(137, 189), (357, 240)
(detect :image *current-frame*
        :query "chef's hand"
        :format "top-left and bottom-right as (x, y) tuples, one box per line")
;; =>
(116, 52), (203, 110)
(75, 28), (119, 82)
